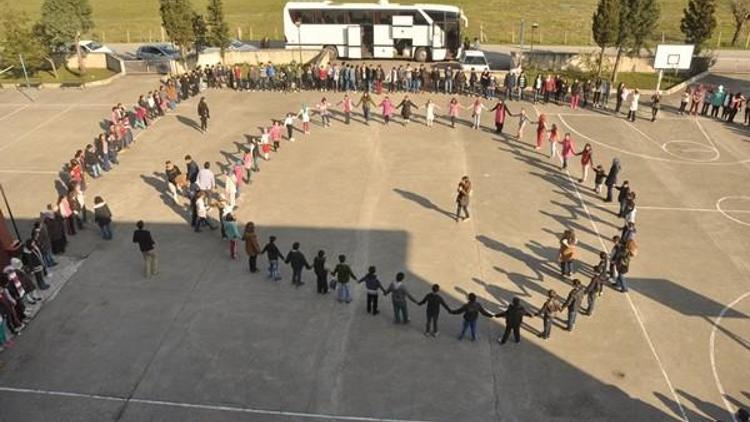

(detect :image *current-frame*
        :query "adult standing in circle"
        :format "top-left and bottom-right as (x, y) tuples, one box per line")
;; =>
(470, 96), (486, 130)
(489, 99), (511, 135)
(604, 158), (622, 202)
(558, 229), (577, 278)
(197, 97), (210, 133)
(455, 176), (472, 222)
(242, 222), (260, 273)
(534, 113), (548, 150)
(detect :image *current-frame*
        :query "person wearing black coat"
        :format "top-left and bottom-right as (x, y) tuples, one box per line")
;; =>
(313, 250), (329, 294)
(185, 155), (200, 184)
(93, 196), (113, 240)
(197, 97), (210, 132)
(285, 242), (312, 287)
(417, 284), (452, 337)
(495, 297), (533, 344)
(450, 293), (495, 341)
(563, 279), (586, 331)
(396, 96), (418, 123)
(604, 158), (621, 202)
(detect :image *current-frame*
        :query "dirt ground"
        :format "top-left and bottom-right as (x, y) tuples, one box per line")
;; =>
(0, 74), (748, 422)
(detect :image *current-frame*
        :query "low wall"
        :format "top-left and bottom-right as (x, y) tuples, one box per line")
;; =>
(513, 51), (655, 73)
(196, 49), (321, 67)
(66, 52), (108, 70)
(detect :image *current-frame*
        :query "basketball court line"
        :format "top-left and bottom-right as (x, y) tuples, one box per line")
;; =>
(531, 103), (689, 421)
(563, 169), (690, 422)
(556, 112), (686, 121)
(0, 103), (119, 107)
(0, 105), (75, 154)
(709, 291), (750, 421)
(0, 386), (431, 422)
(592, 204), (750, 214)
(557, 114), (750, 166)
(0, 105), (29, 122)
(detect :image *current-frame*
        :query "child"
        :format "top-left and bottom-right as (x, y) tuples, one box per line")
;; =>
(424, 99), (439, 127)
(449, 293), (496, 341)
(417, 284), (451, 337)
(260, 128), (271, 160)
(285, 242), (312, 287)
(92, 196), (113, 240)
(358, 266), (385, 315)
(593, 164), (606, 193)
(331, 255), (357, 303)
(297, 104), (311, 135)
(337, 94), (354, 125)
(283, 113), (296, 141)
(313, 250), (329, 294)
(223, 213), (241, 259)
(270, 121), (282, 151)
(261, 236), (282, 281)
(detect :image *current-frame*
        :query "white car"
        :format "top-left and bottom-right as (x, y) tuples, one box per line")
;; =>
(76, 40), (113, 54)
(459, 50), (490, 72)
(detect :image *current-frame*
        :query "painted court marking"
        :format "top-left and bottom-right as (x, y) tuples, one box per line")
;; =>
(557, 114), (750, 166)
(709, 291), (750, 421)
(0, 105), (75, 154)
(0, 386), (432, 422)
(716, 196), (750, 227)
(533, 105), (690, 421)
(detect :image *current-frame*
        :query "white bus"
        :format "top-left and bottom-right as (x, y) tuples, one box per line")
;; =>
(283, 1), (467, 62)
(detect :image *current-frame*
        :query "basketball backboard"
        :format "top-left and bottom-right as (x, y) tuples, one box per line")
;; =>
(654, 44), (695, 70)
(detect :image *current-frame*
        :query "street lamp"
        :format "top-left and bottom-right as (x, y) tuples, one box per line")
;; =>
(531, 23), (539, 52)
(295, 20), (303, 89)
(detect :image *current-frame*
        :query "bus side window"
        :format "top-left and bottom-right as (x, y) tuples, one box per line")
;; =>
(349, 10), (373, 25)
(374, 10), (395, 25)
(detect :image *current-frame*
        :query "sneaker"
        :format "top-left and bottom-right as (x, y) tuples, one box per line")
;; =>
(424, 331), (431, 337)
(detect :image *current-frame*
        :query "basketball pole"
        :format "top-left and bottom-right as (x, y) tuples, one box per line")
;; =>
(655, 68), (664, 93)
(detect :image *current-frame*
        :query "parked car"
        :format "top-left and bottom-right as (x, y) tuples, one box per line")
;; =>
(71, 40), (113, 54)
(459, 50), (490, 72)
(136, 44), (181, 61)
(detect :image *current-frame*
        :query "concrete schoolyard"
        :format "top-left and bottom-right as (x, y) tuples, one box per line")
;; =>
(0, 74), (748, 422)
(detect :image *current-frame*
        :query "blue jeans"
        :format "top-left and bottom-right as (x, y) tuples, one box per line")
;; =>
(458, 319), (477, 340)
(268, 259), (280, 280)
(337, 283), (351, 302)
(586, 291), (597, 315)
(616, 273), (628, 292)
(99, 223), (113, 240)
(393, 301), (408, 323)
(101, 154), (112, 171)
(567, 307), (577, 330)
(89, 164), (102, 178)
(445, 79), (453, 94)
(542, 315), (552, 339)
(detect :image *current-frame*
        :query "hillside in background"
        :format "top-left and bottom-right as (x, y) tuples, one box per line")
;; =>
(10, 0), (742, 48)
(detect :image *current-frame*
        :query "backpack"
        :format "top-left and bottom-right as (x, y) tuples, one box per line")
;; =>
(626, 239), (638, 258)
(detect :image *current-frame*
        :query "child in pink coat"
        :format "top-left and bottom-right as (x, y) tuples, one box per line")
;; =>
(378, 97), (395, 125)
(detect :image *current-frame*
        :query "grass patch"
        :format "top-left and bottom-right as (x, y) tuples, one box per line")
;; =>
(9, 0), (749, 48)
(0, 67), (117, 85)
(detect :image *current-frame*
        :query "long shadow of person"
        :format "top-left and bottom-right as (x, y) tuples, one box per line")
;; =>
(140, 173), (191, 224)
(176, 115), (202, 132)
(392, 188), (455, 220)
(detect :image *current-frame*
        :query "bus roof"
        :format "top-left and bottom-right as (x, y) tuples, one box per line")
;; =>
(284, 1), (461, 12)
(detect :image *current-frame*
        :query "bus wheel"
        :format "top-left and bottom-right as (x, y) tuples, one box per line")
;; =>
(414, 47), (428, 63)
(324, 46), (338, 61)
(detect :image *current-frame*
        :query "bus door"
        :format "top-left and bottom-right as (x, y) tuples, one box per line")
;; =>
(347, 26), (362, 59)
(361, 24), (374, 58)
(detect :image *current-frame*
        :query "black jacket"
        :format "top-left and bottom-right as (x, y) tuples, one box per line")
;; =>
(418, 292), (450, 316)
(186, 160), (200, 183)
(450, 301), (494, 321)
(132, 229), (155, 252)
(198, 101), (210, 118)
(285, 250), (311, 270)
(261, 242), (282, 260)
(497, 303), (532, 328)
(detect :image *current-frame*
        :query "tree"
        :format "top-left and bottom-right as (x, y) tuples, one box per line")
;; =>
(611, 0), (660, 82)
(159, 0), (196, 60)
(0, 9), (47, 77)
(192, 13), (208, 53)
(592, 0), (620, 76)
(206, 0), (230, 57)
(730, 0), (750, 46)
(680, 0), (717, 53)
(36, 0), (94, 74)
